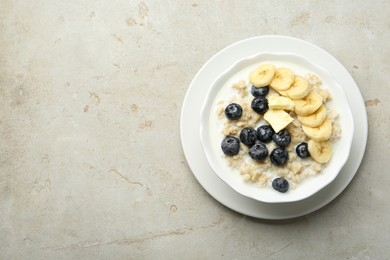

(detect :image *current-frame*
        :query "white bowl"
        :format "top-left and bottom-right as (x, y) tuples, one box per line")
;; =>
(199, 52), (354, 203)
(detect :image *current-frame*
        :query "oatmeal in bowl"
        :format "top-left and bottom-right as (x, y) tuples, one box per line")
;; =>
(200, 53), (354, 203)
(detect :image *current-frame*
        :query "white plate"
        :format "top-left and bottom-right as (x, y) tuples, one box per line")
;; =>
(199, 52), (354, 203)
(180, 36), (367, 219)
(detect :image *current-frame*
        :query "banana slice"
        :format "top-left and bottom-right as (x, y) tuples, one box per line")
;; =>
(302, 118), (332, 141)
(308, 140), (332, 164)
(294, 91), (323, 116)
(284, 76), (310, 99)
(249, 64), (276, 87)
(268, 96), (295, 110)
(270, 68), (295, 91)
(277, 90), (288, 97)
(264, 109), (294, 133)
(297, 105), (327, 127)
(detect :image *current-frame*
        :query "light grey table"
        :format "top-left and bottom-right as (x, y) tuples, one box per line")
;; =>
(1, 0), (389, 259)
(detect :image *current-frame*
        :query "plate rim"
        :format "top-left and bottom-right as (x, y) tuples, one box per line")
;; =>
(180, 35), (368, 219)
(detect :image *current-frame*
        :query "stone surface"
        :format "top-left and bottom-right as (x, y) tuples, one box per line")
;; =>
(0, 0), (389, 259)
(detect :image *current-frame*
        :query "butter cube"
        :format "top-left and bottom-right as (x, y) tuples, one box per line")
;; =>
(268, 96), (295, 111)
(264, 109), (294, 133)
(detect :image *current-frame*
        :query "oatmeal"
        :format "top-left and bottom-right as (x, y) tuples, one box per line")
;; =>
(217, 64), (341, 192)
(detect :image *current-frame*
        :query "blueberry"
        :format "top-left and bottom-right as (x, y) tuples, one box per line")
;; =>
(272, 130), (291, 147)
(248, 143), (268, 161)
(296, 142), (310, 158)
(270, 147), (289, 166)
(239, 127), (257, 147)
(221, 136), (240, 156)
(251, 96), (269, 114)
(224, 103), (242, 120)
(251, 85), (269, 97)
(272, 177), (289, 193)
(257, 125), (275, 143)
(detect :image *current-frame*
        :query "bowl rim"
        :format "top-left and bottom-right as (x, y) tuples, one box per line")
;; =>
(199, 51), (355, 203)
